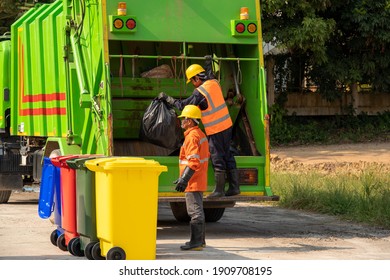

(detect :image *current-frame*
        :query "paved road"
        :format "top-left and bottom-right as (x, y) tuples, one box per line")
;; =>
(1, 191), (390, 260)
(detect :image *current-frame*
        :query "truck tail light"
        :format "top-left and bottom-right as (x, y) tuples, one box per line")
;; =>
(113, 18), (124, 29)
(126, 18), (136, 30)
(247, 23), (257, 33)
(239, 168), (258, 185)
(235, 23), (245, 33)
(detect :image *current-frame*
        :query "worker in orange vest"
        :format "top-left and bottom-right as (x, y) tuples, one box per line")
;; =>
(174, 105), (209, 250)
(159, 64), (240, 198)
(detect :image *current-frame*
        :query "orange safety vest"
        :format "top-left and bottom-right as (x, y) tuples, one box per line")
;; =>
(197, 79), (233, 135)
(179, 126), (210, 192)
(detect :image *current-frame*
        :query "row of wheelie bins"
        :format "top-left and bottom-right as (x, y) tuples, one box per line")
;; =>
(38, 155), (167, 260)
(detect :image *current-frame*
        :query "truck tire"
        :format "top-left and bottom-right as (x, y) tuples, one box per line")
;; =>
(204, 208), (225, 222)
(0, 190), (12, 203)
(169, 202), (226, 223)
(169, 202), (190, 223)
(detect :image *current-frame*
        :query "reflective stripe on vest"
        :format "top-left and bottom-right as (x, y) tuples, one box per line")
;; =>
(178, 130), (210, 192)
(197, 79), (232, 135)
(179, 157), (209, 165)
(179, 137), (209, 165)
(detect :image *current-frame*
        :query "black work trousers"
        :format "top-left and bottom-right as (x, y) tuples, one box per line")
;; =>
(207, 127), (237, 171)
(185, 192), (205, 224)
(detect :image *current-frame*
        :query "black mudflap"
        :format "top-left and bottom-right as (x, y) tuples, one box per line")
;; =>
(0, 173), (23, 190)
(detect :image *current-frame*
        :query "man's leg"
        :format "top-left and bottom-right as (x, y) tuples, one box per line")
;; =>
(181, 192), (205, 250)
(207, 133), (227, 198)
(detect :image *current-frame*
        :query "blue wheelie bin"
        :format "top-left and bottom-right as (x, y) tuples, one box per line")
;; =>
(38, 157), (63, 247)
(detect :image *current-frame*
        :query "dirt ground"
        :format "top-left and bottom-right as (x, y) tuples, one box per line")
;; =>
(0, 141), (389, 260)
(271, 141), (390, 173)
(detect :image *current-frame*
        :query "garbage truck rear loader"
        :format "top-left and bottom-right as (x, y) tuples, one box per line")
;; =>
(0, 0), (278, 221)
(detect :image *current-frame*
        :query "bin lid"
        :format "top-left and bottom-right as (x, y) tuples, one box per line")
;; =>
(50, 155), (82, 168)
(85, 156), (167, 173)
(51, 154), (99, 168)
(66, 155), (104, 170)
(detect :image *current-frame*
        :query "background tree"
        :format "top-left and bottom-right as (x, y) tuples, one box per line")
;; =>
(0, 1), (55, 35)
(262, 0), (390, 103)
(0, 0), (19, 35)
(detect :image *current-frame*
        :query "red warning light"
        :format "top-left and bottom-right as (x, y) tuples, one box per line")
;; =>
(126, 18), (136, 30)
(235, 23), (245, 33)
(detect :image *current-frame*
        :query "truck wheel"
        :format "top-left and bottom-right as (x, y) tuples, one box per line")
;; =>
(169, 202), (190, 223)
(0, 190), (12, 203)
(204, 208), (225, 222)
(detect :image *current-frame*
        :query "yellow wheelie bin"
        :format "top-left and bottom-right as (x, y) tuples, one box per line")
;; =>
(85, 157), (167, 260)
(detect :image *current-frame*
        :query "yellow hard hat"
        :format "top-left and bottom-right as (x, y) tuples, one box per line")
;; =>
(186, 64), (205, 84)
(178, 105), (202, 119)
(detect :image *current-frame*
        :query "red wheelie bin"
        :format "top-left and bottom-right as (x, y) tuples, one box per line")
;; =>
(51, 155), (85, 257)
(66, 155), (104, 260)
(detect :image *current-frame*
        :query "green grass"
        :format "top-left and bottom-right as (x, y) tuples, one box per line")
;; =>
(270, 168), (390, 229)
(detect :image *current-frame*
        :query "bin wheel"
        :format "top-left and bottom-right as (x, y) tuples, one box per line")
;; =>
(68, 237), (85, 257)
(107, 247), (126, 260)
(50, 230), (59, 246)
(85, 242), (98, 260)
(56, 234), (68, 251)
(91, 242), (105, 260)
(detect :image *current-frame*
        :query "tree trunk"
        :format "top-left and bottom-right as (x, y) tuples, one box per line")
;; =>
(266, 56), (275, 106)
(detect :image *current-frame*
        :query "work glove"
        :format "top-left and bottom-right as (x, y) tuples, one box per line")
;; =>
(158, 92), (176, 106)
(173, 166), (195, 192)
(204, 55), (216, 80)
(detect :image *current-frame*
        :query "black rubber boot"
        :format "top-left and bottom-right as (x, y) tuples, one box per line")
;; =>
(185, 223), (206, 247)
(225, 169), (240, 196)
(207, 170), (226, 198)
(180, 222), (204, 251)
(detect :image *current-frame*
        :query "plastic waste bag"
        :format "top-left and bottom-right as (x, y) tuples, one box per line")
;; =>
(140, 99), (183, 149)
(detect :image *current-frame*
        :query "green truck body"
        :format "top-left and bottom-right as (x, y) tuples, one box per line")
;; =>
(0, 0), (277, 220)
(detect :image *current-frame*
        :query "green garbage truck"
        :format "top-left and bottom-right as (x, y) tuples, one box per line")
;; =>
(0, 0), (278, 221)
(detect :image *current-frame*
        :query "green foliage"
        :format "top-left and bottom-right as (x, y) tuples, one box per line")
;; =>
(0, 1), (55, 33)
(270, 112), (390, 146)
(262, 0), (335, 64)
(262, 0), (390, 99)
(268, 103), (286, 126)
(271, 169), (390, 228)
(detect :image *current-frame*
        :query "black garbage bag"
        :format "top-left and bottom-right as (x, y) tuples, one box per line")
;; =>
(140, 98), (183, 149)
